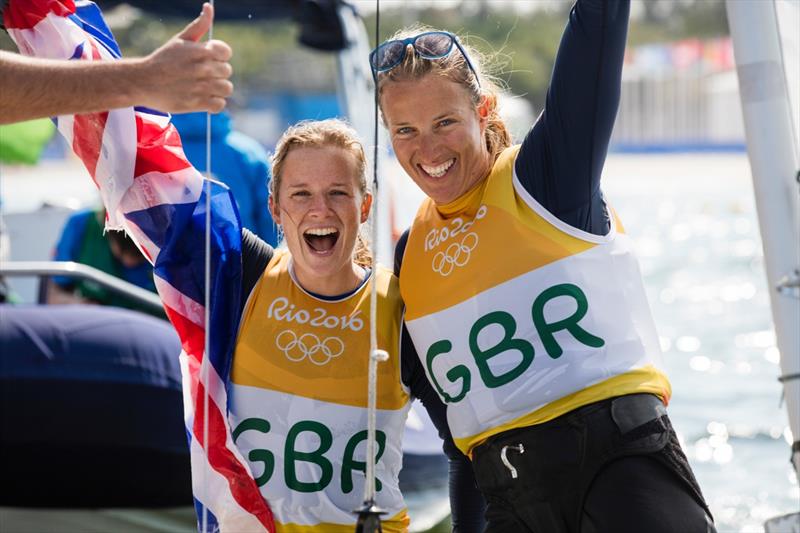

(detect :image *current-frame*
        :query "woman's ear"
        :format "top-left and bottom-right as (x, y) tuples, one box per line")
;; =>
(477, 93), (492, 127)
(360, 192), (373, 224)
(268, 195), (281, 226)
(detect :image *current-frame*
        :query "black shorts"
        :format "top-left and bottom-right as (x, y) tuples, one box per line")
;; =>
(471, 394), (715, 533)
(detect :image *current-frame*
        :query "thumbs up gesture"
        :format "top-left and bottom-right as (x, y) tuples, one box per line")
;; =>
(138, 3), (234, 113)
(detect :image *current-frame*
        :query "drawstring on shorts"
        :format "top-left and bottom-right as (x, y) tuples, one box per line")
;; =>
(500, 444), (525, 479)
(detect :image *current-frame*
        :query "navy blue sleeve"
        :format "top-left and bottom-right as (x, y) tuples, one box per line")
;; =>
(239, 228), (273, 313)
(397, 232), (486, 532)
(393, 230), (409, 277)
(400, 328), (486, 532)
(514, 0), (630, 234)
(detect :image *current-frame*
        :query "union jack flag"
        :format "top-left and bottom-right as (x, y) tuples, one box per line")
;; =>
(3, 2), (275, 531)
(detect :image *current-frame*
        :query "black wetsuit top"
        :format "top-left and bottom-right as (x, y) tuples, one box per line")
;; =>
(392, 0), (630, 530)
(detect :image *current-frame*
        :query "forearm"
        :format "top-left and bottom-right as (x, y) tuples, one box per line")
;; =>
(0, 51), (150, 124)
(449, 453), (486, 533)
(4, 0), (242, 311)
(547, 0), (629, 141)
(515, 0), (628, 232)
(2, 0), (232, 125)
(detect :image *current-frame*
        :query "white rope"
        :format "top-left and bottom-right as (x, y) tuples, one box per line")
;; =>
(201, 2), (215, 531)
(362, 0), (385, 508)
(363, 190), (388, 505)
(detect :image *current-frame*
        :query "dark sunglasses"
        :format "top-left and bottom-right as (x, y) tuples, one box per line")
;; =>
(369, 31), (480, 87)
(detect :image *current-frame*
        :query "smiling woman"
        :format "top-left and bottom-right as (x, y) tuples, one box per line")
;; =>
(203, 119), (484, 532)
(376, 1), (716, 531)
(267, 121), (373, 296)
(376, 28), (508, 207)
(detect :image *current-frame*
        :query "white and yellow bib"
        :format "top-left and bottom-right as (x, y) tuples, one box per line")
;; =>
(401, 145), (670, 456)
(231, 249), (411, 532)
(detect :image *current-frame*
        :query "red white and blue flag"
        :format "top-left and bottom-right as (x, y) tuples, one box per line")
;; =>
(3, 2), (275, 531)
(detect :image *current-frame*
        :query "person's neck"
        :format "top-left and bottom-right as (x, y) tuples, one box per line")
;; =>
(292, 262), (366, 298)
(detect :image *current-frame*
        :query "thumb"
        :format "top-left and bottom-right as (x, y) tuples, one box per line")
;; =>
(177, 3), (213, 42)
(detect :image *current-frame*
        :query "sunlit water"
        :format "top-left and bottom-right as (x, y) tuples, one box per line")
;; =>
(592, 154), (796, 531)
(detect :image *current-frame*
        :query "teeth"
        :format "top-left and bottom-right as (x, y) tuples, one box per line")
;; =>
(422, 159), (454, 178)
(304, 227), (337, 236)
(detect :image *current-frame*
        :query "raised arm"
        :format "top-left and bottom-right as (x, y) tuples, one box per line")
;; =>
(0, 3), (232, 124)
(515, 0), (630, 234)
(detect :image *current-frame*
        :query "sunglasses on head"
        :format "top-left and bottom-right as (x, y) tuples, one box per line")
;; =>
(369, 31), (480, 87)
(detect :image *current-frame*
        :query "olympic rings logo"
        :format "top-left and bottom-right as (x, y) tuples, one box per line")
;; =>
(431, 232), (479, 277)
(275, 330), (345, 366)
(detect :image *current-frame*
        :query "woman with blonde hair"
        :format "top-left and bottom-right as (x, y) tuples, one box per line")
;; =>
(374, 0), (714, 531)
(218, 118), (480, 531)
(228, 118), (409, 531)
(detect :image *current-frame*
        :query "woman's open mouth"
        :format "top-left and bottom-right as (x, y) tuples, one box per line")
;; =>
(303, 227), (339, 254)
(420, 158), (455, 179)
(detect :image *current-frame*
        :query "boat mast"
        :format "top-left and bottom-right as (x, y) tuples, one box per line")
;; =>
(726, 0), (800, 483)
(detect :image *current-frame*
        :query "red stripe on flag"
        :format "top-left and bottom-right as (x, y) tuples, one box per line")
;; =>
(3, 0), (75, 30)
(71, 44), (109, 181)
(164, 305), (205, 362)
(89, 38), (103, 60)
(193, 381), (276, 532)
(135, 118), (193, 177)
(73, 112), (108, 180)
(140, 245), (154, 263)
(164, 304), (275, 530)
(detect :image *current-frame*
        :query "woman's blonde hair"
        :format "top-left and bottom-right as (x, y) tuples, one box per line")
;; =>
(270, 119), (373, 268)
(376, 25), (512, 163)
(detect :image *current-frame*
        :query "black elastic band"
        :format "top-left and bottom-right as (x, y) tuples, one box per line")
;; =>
(778, 373), (800, 383)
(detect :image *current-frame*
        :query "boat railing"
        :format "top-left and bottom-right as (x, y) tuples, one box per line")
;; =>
(0, 260), (164, 315)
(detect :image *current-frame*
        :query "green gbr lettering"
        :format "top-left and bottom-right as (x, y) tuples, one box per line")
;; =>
(531, 283), (605, 358)
(426, 340), (471, 403)
(340, 430), (387, 494)
(284, 420), (333, 493)
(232, 418), (274, 487)
(469, 311), (534, 388)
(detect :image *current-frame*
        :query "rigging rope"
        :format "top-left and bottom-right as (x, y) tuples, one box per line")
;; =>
(358, 1), (387, 531)
(364, 0), (384, 503)
(201, 2), (215, 531)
